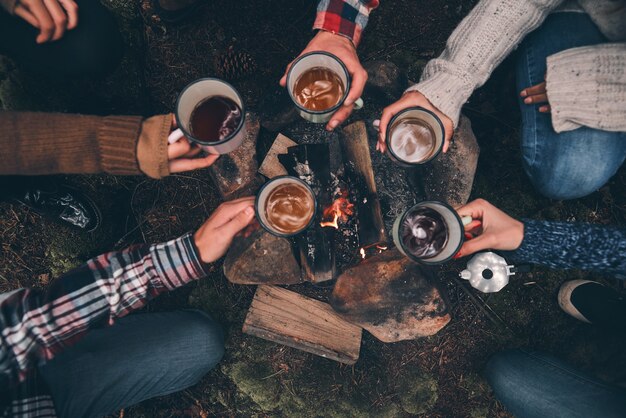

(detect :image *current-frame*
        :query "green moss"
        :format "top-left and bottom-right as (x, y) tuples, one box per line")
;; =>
(44, 226), (96, 277)
(459, 373), (490, 400)
(396, 369), (438, 415)
(223, 360), (283, 412)
(470, 406), (490, 418)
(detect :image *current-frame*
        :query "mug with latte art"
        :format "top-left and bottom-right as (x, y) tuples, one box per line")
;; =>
(392, 201), (466, 265)
(256, 176), (317, 237)
(286, 51), (363, 123)
(386, 107), (445, 167)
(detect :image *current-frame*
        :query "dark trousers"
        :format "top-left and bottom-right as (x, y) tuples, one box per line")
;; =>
(0, 0), (123, 79)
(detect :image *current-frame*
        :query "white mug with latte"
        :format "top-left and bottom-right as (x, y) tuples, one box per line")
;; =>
(385, 106), (445, 166)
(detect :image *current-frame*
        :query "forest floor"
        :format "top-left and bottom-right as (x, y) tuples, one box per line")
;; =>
(1, 0), (625, 417)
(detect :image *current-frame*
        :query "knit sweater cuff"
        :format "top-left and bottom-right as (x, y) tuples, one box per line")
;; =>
(137, 114), (172, 179)
(98, 116), (143, 175)
(0, 0), (16, 14)
(546, 44), (626, 133)
(405, 70), (472, 128)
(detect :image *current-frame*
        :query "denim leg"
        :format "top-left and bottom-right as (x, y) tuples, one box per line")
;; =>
(516, 12), (626, 200)
(485, 349), (626, 418)
(39, 310), (224, 418)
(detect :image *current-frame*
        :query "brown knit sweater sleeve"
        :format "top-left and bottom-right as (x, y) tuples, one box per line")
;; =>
(0, 111), (171, 178)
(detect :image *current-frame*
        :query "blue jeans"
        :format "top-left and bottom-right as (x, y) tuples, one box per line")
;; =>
(39, 310), (224, 418)
(485, 349), (626, 418)
(516, 12), (626, 200)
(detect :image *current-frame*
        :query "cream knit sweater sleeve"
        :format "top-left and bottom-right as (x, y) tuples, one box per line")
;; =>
(546, 44), (626, 132)
(406, 0), (562, 127)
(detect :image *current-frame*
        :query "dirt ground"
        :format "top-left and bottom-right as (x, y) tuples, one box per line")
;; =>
(1, 0), (625, 417)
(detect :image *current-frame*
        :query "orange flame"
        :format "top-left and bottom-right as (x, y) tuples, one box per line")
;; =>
(320, 195), (355, 229)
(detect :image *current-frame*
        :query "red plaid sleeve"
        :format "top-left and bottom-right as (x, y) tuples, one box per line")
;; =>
(314, 0), (380, 46)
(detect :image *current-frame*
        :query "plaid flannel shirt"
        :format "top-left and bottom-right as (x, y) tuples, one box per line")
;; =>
(0, 233), (208, 417)
(315, 0), (380, 46)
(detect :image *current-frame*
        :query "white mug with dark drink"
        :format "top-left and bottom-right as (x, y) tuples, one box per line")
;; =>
(386, 107), (445, 166)
(255, 176), (317, 237)
(392, 201), (471, 265)
(168, 78), (246, 154)
(286, 51), (363, 123)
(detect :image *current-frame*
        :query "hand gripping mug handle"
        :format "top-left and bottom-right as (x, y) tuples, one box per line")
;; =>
(168, 128), (185, 144)
(353, 97), (364, 110)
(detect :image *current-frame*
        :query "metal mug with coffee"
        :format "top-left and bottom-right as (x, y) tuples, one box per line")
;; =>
(392, 201), (470, 265)
(286, 51), (363, 124)
(168, 78), (246, 154)
(255, 176), (317, 237)
(385, 107), (445, 166)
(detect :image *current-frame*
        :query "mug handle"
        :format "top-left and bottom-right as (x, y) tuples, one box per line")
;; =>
(353, 97), (364, 110)
(168, 128), (185, 144)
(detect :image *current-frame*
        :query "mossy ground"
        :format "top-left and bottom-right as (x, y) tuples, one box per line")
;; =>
(1, 0), (625, 416)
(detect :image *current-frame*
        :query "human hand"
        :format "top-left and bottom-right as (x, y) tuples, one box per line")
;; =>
(168, 115), (219, 173)
(375, 91), (454, 154)
(193, 197), (256, 263)
(455, 199), (524, 258)
(520, 81), (550, 113)
(280, 30), (367, 131)
(14, 0), (78, 44)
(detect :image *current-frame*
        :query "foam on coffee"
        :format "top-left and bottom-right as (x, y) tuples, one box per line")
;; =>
(264, 183), (315, 234)
(389, 118), (436, 163)
(294, 67), (345, 111)
(401, 207), (448, 258)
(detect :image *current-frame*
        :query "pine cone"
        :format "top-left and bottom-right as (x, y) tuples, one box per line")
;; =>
(215, 46), (258, 81)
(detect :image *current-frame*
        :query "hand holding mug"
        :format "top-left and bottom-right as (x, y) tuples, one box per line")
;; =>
(14, 0), (78, 44)
(167, 115), (219, 173)
(280, 30), (367, 131)
(194, 197), (256, 263)
(455, 199), (524, 258)
(376, 91), (454, 153)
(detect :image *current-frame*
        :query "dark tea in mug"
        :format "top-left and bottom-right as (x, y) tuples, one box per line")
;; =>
(293, 67), (345, 111)
(189, 96), (242, 143)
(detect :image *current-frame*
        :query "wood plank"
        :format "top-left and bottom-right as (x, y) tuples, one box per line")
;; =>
(258, 133), (297, 179)
(243, 285), (362, 364)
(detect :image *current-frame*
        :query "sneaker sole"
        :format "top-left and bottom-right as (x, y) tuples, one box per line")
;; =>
(558, 280), (595, 324)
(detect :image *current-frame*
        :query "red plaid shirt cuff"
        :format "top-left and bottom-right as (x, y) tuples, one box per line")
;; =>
(314, 0), (379, 46)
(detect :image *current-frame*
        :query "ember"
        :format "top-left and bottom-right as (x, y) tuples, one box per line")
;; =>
(320, 194), (355, 229)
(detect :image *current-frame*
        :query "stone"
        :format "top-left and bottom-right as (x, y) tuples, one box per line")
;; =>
(223, 226), (303, 285)
(363, 61), (409, 102)
(422, 115), (480, 207)
(330, 248), (451, 342)
(209, 112), (264, 199)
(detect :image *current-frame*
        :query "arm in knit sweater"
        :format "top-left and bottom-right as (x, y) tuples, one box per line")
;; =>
(0, 111), (172, 179)
(406, 0), (563, 127)
(508, 220), (626, 277)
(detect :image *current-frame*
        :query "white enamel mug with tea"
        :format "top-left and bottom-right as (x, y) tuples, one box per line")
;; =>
(286, 51), (363, 124)
(392, 201), (472, 265)
(168, 78), (246, 154)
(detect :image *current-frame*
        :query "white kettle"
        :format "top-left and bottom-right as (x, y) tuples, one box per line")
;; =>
(460, 252), (514, 293)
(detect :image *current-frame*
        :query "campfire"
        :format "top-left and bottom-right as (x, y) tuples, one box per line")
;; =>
(320, 193), (355, 229)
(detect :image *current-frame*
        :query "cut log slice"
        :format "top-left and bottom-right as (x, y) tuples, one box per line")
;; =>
(330, 249), (451, 342)
(224, 227), (303, 285)
(209, 112), (264, 199)
(422, 115), (479, 208)
(244, 285), (362, 364)
(258, 133), (297, 179)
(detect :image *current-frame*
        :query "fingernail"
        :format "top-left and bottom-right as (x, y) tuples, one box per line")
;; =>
(245, 207), (254, 215)
(520, 90), (527, 97)
(524, 97), (531, 104)
(328, 120), (339, 129)
(453, 252), (462, 259)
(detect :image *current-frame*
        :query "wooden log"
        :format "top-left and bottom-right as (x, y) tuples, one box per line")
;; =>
(209, 112), (264, 199)
(330, 249), (451, 342)
(224, 227), (303, 285)
(243, 285), (362, 364)
(340, 121), (386, 248)
(258, 133), (297, 179)
(279, 143), (336, 283)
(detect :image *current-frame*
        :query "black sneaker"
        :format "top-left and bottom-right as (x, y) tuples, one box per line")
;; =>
(558, 280), (626, 330)
(15, 183), (101, 232)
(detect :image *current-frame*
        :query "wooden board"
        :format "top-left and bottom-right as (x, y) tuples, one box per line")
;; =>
(258, 133), (297, 179)
(243, 285), (362, 364)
